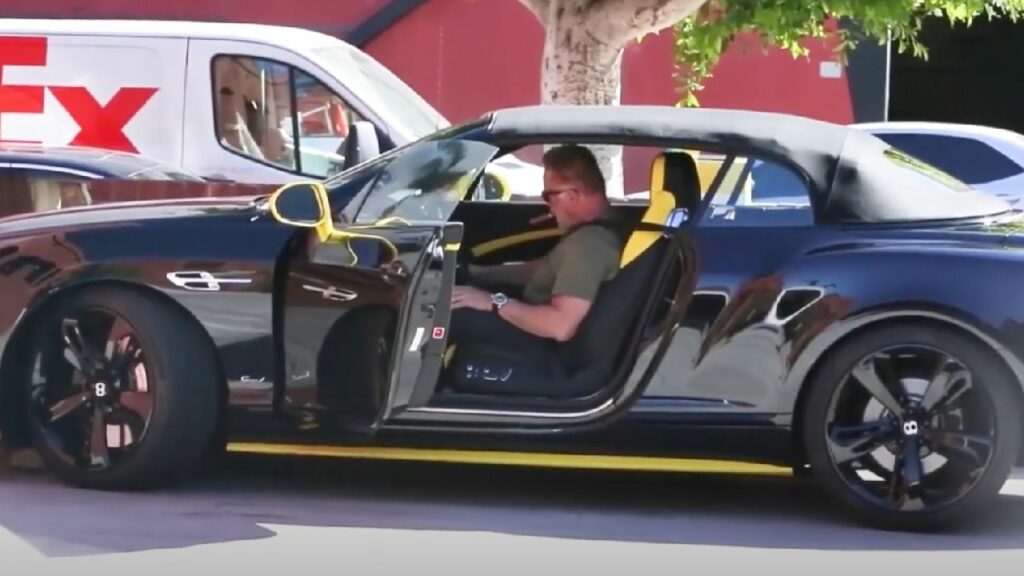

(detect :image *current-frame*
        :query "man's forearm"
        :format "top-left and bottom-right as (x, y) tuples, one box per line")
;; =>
(497, 298), (573, 342)
(470, 261), (538, 288)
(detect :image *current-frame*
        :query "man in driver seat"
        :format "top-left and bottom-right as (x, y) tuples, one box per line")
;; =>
(445, 144), (625, 395)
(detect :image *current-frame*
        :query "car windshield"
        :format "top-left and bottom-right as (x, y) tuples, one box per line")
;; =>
(313, 45), (450, 142)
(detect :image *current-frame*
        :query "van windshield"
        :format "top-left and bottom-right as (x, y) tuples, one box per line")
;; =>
(313, 45), (450, 142)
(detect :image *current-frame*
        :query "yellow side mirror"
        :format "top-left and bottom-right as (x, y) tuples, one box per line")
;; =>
(267, 180), (400, 265)
(267, 181), (336, 242)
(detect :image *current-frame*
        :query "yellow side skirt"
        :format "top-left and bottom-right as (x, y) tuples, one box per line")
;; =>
(226, 442), (792, 476)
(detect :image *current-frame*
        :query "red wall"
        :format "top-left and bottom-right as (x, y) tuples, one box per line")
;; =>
(1, 0), (383, 30)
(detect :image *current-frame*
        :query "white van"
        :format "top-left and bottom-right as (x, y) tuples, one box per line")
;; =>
(0, 18), (540, 192)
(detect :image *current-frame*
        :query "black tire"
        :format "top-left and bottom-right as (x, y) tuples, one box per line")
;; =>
(316, 306), (395, 433)
(802, 322), (1022, 531)
(24, 286), (221, 490)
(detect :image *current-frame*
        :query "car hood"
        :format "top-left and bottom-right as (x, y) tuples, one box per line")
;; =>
(0, 196), (263, 238)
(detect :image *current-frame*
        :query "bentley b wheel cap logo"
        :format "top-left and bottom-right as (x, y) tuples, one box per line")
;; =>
(903, 420), (919, 436)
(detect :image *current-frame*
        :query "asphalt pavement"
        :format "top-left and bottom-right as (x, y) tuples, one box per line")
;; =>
(2, 454), (1023, 575)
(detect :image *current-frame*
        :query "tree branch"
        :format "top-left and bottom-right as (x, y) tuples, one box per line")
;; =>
(586, 0), (708, 46)
(518, 0), (551, 26)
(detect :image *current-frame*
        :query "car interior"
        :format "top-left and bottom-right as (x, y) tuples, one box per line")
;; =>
(426, 149), (703, 408)
(0, 171), (92, 218)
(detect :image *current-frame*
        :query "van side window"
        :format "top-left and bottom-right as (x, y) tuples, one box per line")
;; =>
(212, 55), (364, 179)
(292, 69), (364, 178)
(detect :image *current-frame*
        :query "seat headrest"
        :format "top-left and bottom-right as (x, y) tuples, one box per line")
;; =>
(620, 151), (701, 267)
(658, 151), (701, 216)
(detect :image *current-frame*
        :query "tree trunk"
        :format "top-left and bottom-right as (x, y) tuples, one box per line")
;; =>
(541, 5), (626, 196)
(522, 0), (707, 198)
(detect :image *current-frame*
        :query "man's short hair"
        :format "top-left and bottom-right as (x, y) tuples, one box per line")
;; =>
(542, 144), (606, 195)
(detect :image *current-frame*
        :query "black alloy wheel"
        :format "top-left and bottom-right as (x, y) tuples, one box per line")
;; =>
(29, 309), (152, 472)
(803, 323), (1022, 531)
(22, 287), (220, 490)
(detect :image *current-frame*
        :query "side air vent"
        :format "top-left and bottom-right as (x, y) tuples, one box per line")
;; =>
(766, 287), (825, 326)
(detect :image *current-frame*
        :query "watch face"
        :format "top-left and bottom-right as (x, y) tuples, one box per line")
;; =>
(492, 293), (508, 306)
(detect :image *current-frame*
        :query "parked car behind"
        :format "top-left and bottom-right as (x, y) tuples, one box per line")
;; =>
(0, 143), (205, 218)
(855, 121), (1024, 202)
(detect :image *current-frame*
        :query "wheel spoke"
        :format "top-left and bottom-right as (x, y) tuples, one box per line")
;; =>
(919, 352), (971, 414)
(851, 356), (906, 416)
(88, 404), (109, 468)
(109, 339), (143, 382)
(118, 391), (153, 422)
(49, 391), (89, 422)
(828, 420), (895, 464)
(898, 436), (924, 488)
(104, 317), (134, 361)
(61, 318), (91, 371)
(923, 429), (992, 469)
(885, 436), (925, 509)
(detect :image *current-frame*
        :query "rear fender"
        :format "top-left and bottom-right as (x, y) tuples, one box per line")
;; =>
(771, 244), (1024, 413)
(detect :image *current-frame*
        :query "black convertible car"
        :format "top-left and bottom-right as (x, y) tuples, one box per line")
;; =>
(1, 105), (1022, 532)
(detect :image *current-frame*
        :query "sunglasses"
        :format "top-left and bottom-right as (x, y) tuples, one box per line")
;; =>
(541, 187), (576, 202)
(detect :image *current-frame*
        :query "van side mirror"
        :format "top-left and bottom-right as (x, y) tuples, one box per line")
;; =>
(342, 121), (381, 170)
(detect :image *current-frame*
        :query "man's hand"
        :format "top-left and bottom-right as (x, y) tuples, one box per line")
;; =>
(451, 285), (492, 311)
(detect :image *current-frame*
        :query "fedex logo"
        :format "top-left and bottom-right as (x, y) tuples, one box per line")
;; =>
(0, 36), (158, 153)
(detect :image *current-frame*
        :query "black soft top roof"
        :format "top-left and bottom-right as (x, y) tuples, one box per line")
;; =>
(479, 105), (1011, 223)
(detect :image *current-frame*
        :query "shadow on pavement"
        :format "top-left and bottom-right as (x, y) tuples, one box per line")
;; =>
(2, 454), (1023, 557)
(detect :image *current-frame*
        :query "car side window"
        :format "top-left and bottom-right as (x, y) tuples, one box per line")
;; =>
(351, 140), (499, 225)
(18, 169), (94, 211)
(873, 133), (1023, 186)
(700, 155), (814, 227)
(212, 55), (365, 179)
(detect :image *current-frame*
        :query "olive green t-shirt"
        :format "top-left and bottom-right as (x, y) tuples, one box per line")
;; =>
(522, 221), (623, 304)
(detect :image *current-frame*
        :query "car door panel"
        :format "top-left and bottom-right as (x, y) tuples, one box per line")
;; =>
(279, 140), (499, 433)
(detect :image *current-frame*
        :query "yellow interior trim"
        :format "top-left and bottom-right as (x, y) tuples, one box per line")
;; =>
(471, 228), (563, 258)
(620, 155), (675, 267)
(651, 154), (666, 196)
(226, 442), (792, 476)
(442, 343), (457, 367)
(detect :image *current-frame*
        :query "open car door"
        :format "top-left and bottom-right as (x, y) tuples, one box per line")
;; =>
(273, 139), (500, 433)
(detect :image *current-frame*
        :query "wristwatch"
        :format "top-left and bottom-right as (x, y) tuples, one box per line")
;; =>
(491, 292), (509, 314)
